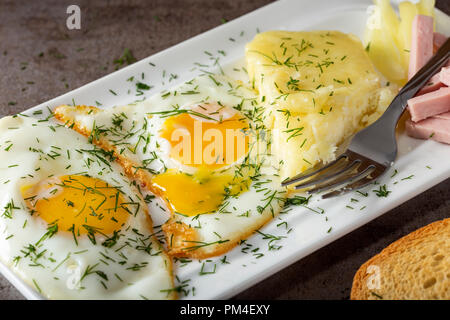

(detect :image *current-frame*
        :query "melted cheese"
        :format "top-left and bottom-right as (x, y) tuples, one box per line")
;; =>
(245, 30), (397, 180)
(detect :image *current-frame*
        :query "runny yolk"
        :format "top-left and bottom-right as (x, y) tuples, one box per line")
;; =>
(151, 168), (249, 217)
(159, 112), (249, 169)
(21, 175), (130, 235)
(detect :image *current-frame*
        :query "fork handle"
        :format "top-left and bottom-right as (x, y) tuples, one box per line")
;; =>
(381, 38), (450, 123)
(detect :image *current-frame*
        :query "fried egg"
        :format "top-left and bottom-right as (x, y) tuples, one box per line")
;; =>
(0, 115), (175, 299)
(55, 75), (286, 259)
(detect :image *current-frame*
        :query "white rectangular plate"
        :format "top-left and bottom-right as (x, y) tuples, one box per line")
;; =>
(1, 0), (449, 300)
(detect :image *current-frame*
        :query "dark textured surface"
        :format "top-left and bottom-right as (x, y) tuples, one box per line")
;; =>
(0, 0), (448, 300)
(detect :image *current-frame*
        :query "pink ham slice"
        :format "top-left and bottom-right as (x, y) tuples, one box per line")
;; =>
(406, 18), (450, 145)
(408, 87), (450, 122)
(417, 65), (450, 95)
(434, 111), (450, 120)
(408, 15), (434, 79)
(439, 66), (450, 86)
(416, 34), (450, 95)
(405, 117), (450, 144)
(417, 73), (444, 95)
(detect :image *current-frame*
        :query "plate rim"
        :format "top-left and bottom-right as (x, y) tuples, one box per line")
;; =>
(1, 0), (449, 300)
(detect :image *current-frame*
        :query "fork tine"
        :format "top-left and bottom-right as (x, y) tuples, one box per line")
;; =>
(294, 159), (361, 190)
(321, 176), (375, 199)
(307, 165), (376, 195)
(321, 162), (387, 198)
(281, 154), (347, 187)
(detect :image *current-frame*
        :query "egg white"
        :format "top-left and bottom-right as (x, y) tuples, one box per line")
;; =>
(54, 74), (287, 258)
(0, 115), (175, 299)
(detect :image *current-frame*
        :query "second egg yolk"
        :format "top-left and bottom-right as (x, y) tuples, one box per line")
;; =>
(151, 168), (249, 217)
(21, 175), (131, 236)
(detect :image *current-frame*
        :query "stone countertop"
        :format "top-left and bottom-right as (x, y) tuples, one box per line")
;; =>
(0, 0), (448, 300)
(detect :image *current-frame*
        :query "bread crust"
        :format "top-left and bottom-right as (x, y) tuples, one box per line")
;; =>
(351, 218), (450, 300)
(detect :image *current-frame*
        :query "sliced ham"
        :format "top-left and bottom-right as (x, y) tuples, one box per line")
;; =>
(405, 18), (450, 145)
(406, 117), (450, 144)
(408, 87), (450, 122)
(417, 65), (450, 95)
(439, 66), (450, 86)
(417, 73), (444, 95)
(408, 15), (434, 79)
(434, 112), (450, 121)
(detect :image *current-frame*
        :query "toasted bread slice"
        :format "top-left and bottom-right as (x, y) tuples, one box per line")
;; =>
(351, 218), (450, 300)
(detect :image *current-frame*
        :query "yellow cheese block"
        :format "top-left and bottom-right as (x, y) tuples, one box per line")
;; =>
(364, 0), (435, 86)
(245, 30), (397, 181)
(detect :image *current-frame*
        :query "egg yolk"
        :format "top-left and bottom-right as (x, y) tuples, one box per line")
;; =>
(160, 112), (249, 169)
(151, 169), (249, 216)
(21, 175), (130, 235)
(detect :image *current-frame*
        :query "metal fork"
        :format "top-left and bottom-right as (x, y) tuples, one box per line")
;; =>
(282, 38), (450, 199)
